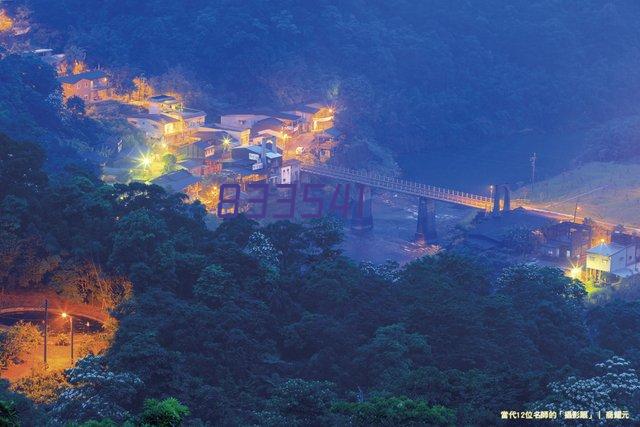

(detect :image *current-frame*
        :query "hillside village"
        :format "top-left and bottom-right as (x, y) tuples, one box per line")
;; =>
(16, 48), (640, 289)
(6, 3), (640, 426)
(5, 13), (640, 289)
(43, 48), (340, 211)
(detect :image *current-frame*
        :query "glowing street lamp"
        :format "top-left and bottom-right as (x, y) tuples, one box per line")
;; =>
(61, 312), (74, 362)
(569, 266), (581, 280)
(222, 136), (231, 151)
(222, 136), (232, 160)
(138, 154), (152, 169)
(282, 133), (290, 151)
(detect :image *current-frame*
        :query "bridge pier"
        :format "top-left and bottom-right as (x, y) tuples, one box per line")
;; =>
(351, 184), (373, 231)
(415, 197), (437, 242)
(503, 186), (510, 212)
(492, 185), (500, 215)
(491, 184), (511, 215)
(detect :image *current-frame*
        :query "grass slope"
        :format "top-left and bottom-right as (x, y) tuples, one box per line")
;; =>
(516, 162), (640, 227)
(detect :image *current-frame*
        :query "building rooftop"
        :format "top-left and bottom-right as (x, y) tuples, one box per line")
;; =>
(166, 107), (206, 120)
(252, 117), (283, 133)
(244, 144), (281, 156)
(284, 102), (329, 114)
(192, 130), (230, 142)
(268, 111), (301, 121)
(151, 170), (200, 193)
(128, 113), (179, 124)
(221, 109), (300, 121)
(587, 243), (627, 257)
(322, 127), (342, 138)
(285, 105), (319, 114)
(221, 160), (260, 175)
(57, 70), (108, 85)
(283, 159), (302, 166)
(190, 139), (216, 150)
(265, 152), (282, 159)
(148, 94), (178, 103)
(210, 123), (246, 132)
(468, 208), (554, 243)
(178, 159), (204, 170)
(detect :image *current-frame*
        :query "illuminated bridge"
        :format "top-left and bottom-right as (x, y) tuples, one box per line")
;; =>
(299, 163), (525, 240)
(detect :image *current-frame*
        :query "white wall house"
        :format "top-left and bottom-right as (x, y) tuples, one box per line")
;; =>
(279, 159), (301, 185)
(586, 242), (640, 280)
(127, 114), (181, 139)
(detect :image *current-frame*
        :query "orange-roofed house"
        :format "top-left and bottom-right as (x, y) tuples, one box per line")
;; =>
(57, 70), (112, 103)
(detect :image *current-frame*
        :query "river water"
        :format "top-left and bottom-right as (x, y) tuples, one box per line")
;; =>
(341, 131), (585, 264)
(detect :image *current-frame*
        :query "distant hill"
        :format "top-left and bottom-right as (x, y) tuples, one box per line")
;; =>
(23, 0), (640, 163)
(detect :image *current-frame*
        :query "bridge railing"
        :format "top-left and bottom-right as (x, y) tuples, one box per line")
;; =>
(302, 164), (492, 208)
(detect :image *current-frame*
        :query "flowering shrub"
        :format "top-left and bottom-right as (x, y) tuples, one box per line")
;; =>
(531, 356), (640, 424)
(49, 355), (143, 424)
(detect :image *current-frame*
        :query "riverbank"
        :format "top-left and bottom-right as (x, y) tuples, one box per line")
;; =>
(341, 191), (477, 264)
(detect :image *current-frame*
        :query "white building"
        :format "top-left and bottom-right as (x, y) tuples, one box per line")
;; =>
(279, 159), (301, 185)
(586, 242), (640, 281)
(147, 95), (182, 114)
(127, 114), (181, 139)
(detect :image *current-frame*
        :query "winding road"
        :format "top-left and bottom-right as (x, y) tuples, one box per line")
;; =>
(0, 291), (109, 324)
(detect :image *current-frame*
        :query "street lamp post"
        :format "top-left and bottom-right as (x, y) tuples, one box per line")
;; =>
(61, 313), (74, 362)
(43, 299), (48, 366)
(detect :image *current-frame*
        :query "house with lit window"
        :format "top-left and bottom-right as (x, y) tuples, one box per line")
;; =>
(126, 114), (182, 140)
(250, 117), (287, 143)
(128, 95), (207, 146)
(181, 130), (237, 158)
(147, 95), (182, 114)
(179, 139), (215, 160)
(148, 95), (207, 130)
(313, 127), (342, 162)
(279, 159), (301, 184)
(284, 102), (334, 132)
(586, 236), (640, 282)
(57, 70), (112, 103)
(266, 111), (302, 133)
(219, 110), (301, 136)
(539, 221), (593, 261)
(228, 138), (282, 173)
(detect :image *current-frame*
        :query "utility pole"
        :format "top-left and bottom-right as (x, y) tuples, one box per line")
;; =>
(43, 299), (48, 366)
(61, 312), (74, 363)
(70, 316), (74, 362)
(530, 152), (537, 196)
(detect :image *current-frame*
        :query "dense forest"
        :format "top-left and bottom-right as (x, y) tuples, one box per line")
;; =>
(2, 133), (640, 425)
(3, 1), (640, 425)
(0, 54), (133, 173)
(22, 0), (640, 164)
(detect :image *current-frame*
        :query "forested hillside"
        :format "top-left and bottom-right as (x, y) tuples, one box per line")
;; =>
(4, 2), (640, 425)
(0, 55), (132, 172)
(3, 134), (640, 425)
(25, 0), (640, 159)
